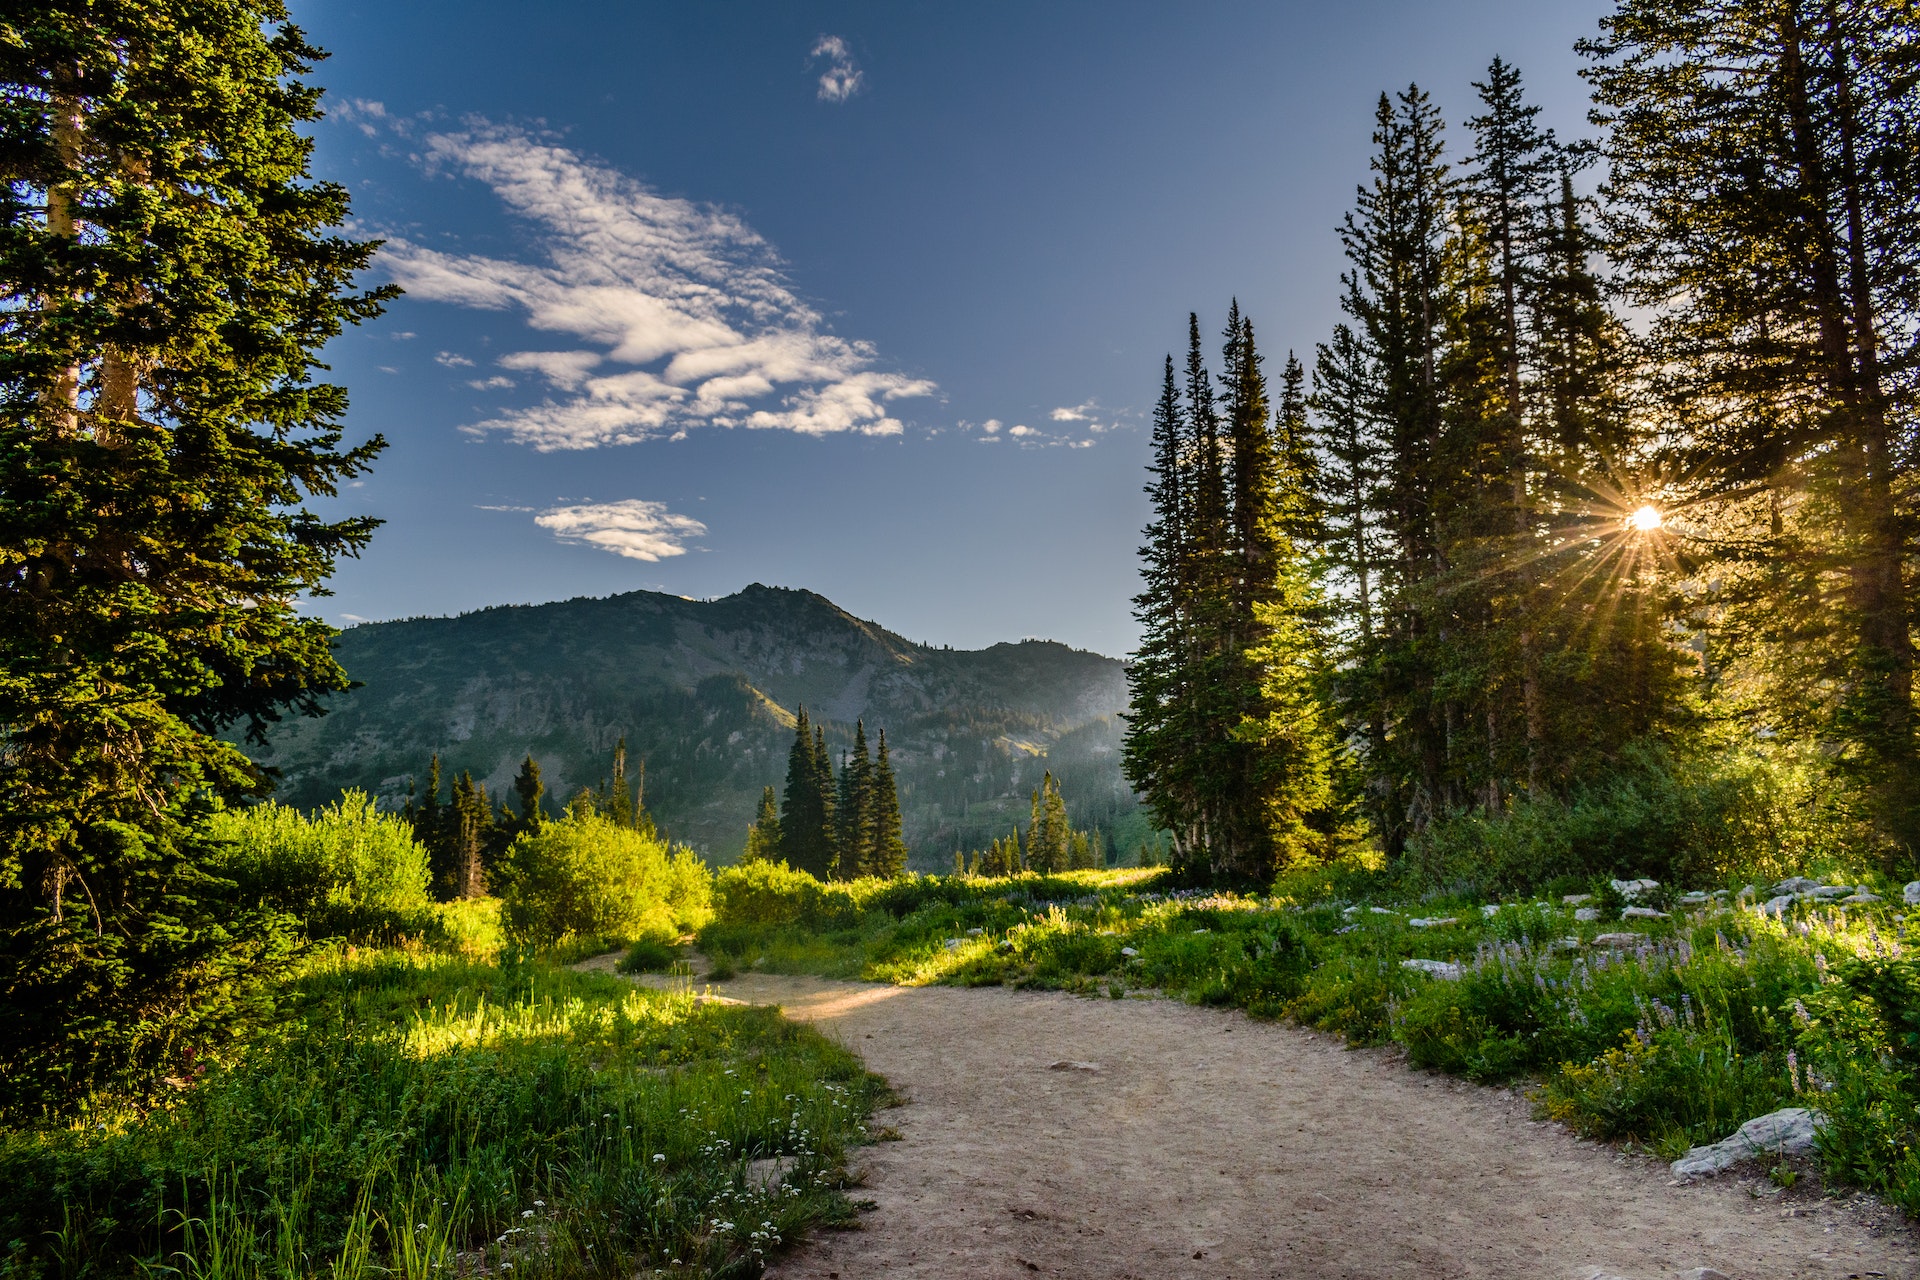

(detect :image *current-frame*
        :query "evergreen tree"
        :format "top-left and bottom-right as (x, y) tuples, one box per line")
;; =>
(510, 755), (546, 836)
(833, 721), (875, 879)
(606, 737), (635, 828)
(743, 785), (782, 863)
(1025, 772), (1072, 874)
(0, 0), (393, 1117)
(865, 729), (909, 878)
(446, 771), (492, 899)
(1585, 0), (1920, 848)
(778, 707), (835, 878)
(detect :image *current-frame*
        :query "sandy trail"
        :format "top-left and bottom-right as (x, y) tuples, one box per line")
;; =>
(585, 956), (1918, 1279)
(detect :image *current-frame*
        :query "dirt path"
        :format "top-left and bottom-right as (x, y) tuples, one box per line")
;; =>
(585, 956), (1918, 1279)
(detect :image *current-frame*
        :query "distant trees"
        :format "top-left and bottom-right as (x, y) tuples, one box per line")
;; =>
(772, 708), (910, 878)
(955, 771), (1106, 876)
(743, 786), (782, 863)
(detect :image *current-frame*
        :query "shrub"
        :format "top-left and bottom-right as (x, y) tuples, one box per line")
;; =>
(210, 792), (433, 941)
(619, 934), (682, 974)
(710, 860), (881, 930)
(496, 814), (712, 948)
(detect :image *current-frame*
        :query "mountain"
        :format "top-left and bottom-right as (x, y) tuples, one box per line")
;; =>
(244, 584), (1144, 868)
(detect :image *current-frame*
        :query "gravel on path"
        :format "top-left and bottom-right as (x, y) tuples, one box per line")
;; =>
(582, 955), (1918, 1279)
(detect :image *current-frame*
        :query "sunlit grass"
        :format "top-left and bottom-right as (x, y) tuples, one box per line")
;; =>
(0, 949), (887, 1279)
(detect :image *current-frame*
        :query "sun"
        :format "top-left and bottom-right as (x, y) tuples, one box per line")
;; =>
(1628, 504), (1664, 532)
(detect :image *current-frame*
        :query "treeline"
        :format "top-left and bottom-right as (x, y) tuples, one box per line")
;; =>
(1131, 8), (1920, 882)
(745, 708), (909, 879)
(403, 739), (654, 898)
(952, 771), (1107, 876)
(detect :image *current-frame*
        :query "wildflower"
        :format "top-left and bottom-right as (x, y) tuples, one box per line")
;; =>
(654, 1153), (666, 1162)
(1787, 1049), (1802, 1093)
(521, 1210), (534, 1219)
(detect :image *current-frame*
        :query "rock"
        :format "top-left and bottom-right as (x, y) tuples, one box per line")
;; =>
(1574, 907), (1600, 923)
(943, 938), (963, 950)
(1775, 875), (1822, 895)
(1548, 936), (1584, 952)
(1342, 905), (1361, 918)
(1408, 917), (1459, 928)
(1762, 894), (1796, 917)
(1621, 906), (1669, 920)
(1678, 891), (1711, 906)
(1400, 958), (1461, 980)
(1047, 1060), (1102, 1073)
(1905, 880), (1920, 905)
(1563, 893), (1594, 906)
(1670, 1107), (1824, 1178)
(1841, 892), (1881, 904)
(1682, 1269), (1733, 1280)
(1369, 907), (1396, 915)
(1808, 884), (1851, 900)
(1610, 878), (1659, 901)
(1481, 904), (1500, 917)
(967, 927), (984, 936)
(1592, 933), (1644, 949)
(1120, 946), (1138, 957)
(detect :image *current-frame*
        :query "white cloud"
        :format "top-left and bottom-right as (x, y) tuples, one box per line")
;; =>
(339, 612), (370, 623)
(811, 36), (864, 102)
(1049, 403), (1092, 422)
(1007, 423), (1036, 438)
(981, 419), (1002, 434)
(435, 351), (476, 367)
(468, 375), (515, 390)
(534, 499), (707, 562)
(383, 123), (934, 449)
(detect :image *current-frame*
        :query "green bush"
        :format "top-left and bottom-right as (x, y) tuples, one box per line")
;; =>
(210, 791), (433, 941)
(496, 814), (712, 948)
(619, 934), (682, 973)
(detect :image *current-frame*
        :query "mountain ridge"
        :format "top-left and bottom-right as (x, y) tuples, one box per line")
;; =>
(247, 584), (1144, 865)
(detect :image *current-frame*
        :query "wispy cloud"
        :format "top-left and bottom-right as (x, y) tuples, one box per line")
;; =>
(383, 123), (934, 449)
(435, 351), (475, 367)
(534, 499), (707, 561)
(811, 36), (864, 103)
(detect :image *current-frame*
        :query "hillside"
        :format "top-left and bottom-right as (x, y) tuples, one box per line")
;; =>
(245, 584), (1142, 866)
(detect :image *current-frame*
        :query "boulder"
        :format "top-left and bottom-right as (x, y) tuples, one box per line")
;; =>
(1574, 907), (1601, 923)
(1563, 893), (1594, 906)
(1400, 958), (1461, 980)
(1610, 878), (1659, 901)
(1678, 891), (1711, 906)
(1592, 933), (1643, 949)
(1808, 884), (1851, 900)
(1621, 906), (1669, 920)
(1408, 917), (1459, 929)
(1762, 894), (1796, 917)
(1481, 904), (1500, 917)
(1775, 876), (1822, 895)
(1841, 892), (1881, 904)
(1670, 1107), (1824, 1178)
(1905, 880), (1920, 905)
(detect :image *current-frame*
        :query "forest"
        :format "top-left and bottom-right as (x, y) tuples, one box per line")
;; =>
(1126, 29), (1920, 892)
(4, 1), (1920, 1276)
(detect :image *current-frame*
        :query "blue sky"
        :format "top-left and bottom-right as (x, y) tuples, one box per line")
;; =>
(301, 0), (1611, 657)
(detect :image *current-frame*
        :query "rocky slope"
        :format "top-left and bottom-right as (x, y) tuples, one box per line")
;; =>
(246, 584), (1141, 865)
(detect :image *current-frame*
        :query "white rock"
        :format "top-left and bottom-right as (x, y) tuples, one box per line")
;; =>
(1342, 905), (1361, 918)
(1775, 876), (1821, 895)
(1563, 893), (1594, 906)
(1762, 894), (1796, 917)
(1408, 917), (1459, 929)
(1678, 892), (1710, 906)
(1905, 880), (1920, 905)
(1120, 946), (1138, 957)
(1369, 907), (1396, 915)
(1670, 1107), (1825, 1178)
(1400, 958), (1461, 980)
(1808, 884), (1851, 900)
(943, 938), (963, 950)
(1620, 906), (1669, 920)
(1574, 907), (1601, 923)
(966, 927), (984, 936)
(1841, 892), (1881, 904)
(1592, 933), (1644, 949)
(1481, 904), (1500, 917)
(1610, 878), (1659, 901)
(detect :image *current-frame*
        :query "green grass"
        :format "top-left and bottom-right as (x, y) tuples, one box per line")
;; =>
(702, 862), (1920, 1204)
(0, 950), (886, 1279)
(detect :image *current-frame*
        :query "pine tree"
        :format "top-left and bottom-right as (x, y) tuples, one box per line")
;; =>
(743, 786), (782, 863)
(833, 721), (875, 879)
(606, 737), (635, 828)
(446, 771), (493, 899)
(1585, 0), (1920, 847)
(510, 755), (546, 836)
(0, 0), (394, 1117)
(865, 729), (909, 878)
(1024, 772), (1072, 874)
(779, 707), (835, 878)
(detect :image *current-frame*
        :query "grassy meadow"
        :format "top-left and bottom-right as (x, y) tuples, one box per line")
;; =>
(699, 858), (1920, 1213)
